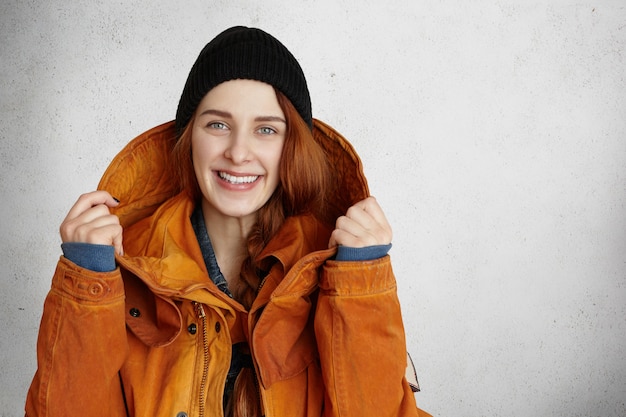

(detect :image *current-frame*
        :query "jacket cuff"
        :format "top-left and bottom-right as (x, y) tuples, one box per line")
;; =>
(320, 256), (396, 296)
(52, 256), (125, 303)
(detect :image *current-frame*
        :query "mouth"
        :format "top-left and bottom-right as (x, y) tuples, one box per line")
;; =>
(218, 171), (260, 185)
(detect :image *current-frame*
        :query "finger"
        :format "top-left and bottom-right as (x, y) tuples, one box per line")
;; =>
(352, 196), (391, 231)
(328, 228), (346, 248)
(74, 203), (114, 225)
(329, 197), (394, 248)
(328, 233), (336, 248)
(344, 206), (392, 243)
(112, 230), (124, 257)
(76, 217), (124, 256)
(64, 191), (120, 223)
(329, 216), (386, 248)
(91, 223), (123, 257)
(60, 204), (114, 242)
(327, 229), (352, 249)
(68, 216), (122, 247)
(344, 204), (376, 230)
(335, 214), (369, 240)
(328, 227), (380, 249)
(72, 214), (121, 242)
(355, 197), (392, 241)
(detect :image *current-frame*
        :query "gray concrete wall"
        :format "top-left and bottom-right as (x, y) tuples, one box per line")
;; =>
(1, 1), (625, 415)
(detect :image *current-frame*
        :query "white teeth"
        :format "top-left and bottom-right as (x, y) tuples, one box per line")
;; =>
(218, 172), (259, 184)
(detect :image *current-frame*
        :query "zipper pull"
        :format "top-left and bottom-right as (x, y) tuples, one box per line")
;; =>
(194, 301), (206, 318)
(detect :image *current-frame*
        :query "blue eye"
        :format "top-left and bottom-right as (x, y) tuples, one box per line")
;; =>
(258, 126), (277, 135)
(208, 122), (228, 130)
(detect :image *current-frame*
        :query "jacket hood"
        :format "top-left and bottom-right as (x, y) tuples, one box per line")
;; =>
(93, 120), (375, 381)
(98, 119), (369, 229)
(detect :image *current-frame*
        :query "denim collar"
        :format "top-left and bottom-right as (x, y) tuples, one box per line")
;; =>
(190, 204), (233, 298)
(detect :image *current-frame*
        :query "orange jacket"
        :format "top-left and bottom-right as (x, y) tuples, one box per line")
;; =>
(26, 120), (431, 417)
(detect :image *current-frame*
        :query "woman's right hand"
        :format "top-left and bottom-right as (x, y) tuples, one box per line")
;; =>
(60, 191), (124, 256)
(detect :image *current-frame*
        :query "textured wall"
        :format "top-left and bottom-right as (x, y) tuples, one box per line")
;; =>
(1, 1), (625, 416)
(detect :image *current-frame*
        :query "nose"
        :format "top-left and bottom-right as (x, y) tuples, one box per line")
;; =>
(224, 130), (251, 164)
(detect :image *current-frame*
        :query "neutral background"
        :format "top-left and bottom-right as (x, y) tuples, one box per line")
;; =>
(1, 1), (625, 416)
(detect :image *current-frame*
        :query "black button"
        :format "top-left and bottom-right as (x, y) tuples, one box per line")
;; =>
(176, 412), (188, 417)
(188, 323), (197, 335)
(129, 308), (141, 318)
(215, 321), (221, 333)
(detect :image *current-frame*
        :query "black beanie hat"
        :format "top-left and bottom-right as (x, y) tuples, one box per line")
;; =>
(175, 26), (312, 135)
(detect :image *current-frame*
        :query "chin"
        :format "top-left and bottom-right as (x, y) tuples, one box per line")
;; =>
(216, 203), (262, 219)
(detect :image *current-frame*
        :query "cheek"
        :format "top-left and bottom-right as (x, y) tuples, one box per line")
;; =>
(190, 143), (215, 186)
(265, 142), (285, 175)
(191, 138), (215, 167)
(190, 146), (201, 176)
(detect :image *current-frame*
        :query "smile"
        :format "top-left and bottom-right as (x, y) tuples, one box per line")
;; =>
(218, 171), (260, 184)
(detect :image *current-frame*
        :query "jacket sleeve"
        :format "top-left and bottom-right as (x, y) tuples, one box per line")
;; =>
(25, 257), (129, 417)
(314, 256), (431, 417)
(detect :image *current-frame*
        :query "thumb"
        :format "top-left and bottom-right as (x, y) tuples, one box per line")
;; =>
(106, 194), (121, 208)
(112, 229), (124, 257)
(107, 194), (123, 255)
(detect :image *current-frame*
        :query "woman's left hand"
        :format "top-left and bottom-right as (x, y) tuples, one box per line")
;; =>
(328, 196), (393, 248)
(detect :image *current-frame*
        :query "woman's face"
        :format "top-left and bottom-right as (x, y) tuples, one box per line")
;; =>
(192, 79), (286, 222)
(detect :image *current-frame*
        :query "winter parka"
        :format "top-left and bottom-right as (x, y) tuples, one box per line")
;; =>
(25, 119), (431, 417)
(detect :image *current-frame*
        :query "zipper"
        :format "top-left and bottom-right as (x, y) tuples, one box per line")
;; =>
(194, 301), (209, 417)
(247, 307), (266, 416)
(254, 266), (273, 304)
(256, 275), (268, 295)
(254, 365), (265, 416)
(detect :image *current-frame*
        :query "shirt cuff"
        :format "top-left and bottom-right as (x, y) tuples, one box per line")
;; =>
(335, 243), (392, 261)
(61, 242), (117, 272)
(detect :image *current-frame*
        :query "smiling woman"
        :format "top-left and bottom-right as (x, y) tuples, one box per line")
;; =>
(191, 80), (287, 224)
(25, 26), (431, 417)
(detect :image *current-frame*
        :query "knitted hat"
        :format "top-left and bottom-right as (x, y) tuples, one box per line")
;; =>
(175, 26), (312, 135)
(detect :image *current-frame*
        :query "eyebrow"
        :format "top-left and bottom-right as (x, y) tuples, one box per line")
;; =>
(255, 116), (286, 124)
(198, 109), (286, 124)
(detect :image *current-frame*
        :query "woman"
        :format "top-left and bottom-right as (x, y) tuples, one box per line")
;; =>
(26, 26), (430, 417)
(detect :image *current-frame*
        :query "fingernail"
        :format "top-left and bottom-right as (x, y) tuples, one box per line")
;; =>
(113, 197), (120, 203)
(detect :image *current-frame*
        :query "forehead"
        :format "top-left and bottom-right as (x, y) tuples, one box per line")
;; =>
(198, 79), (280, 109)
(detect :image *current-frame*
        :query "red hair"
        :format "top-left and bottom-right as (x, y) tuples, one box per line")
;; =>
(171, 119), (200, 200)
